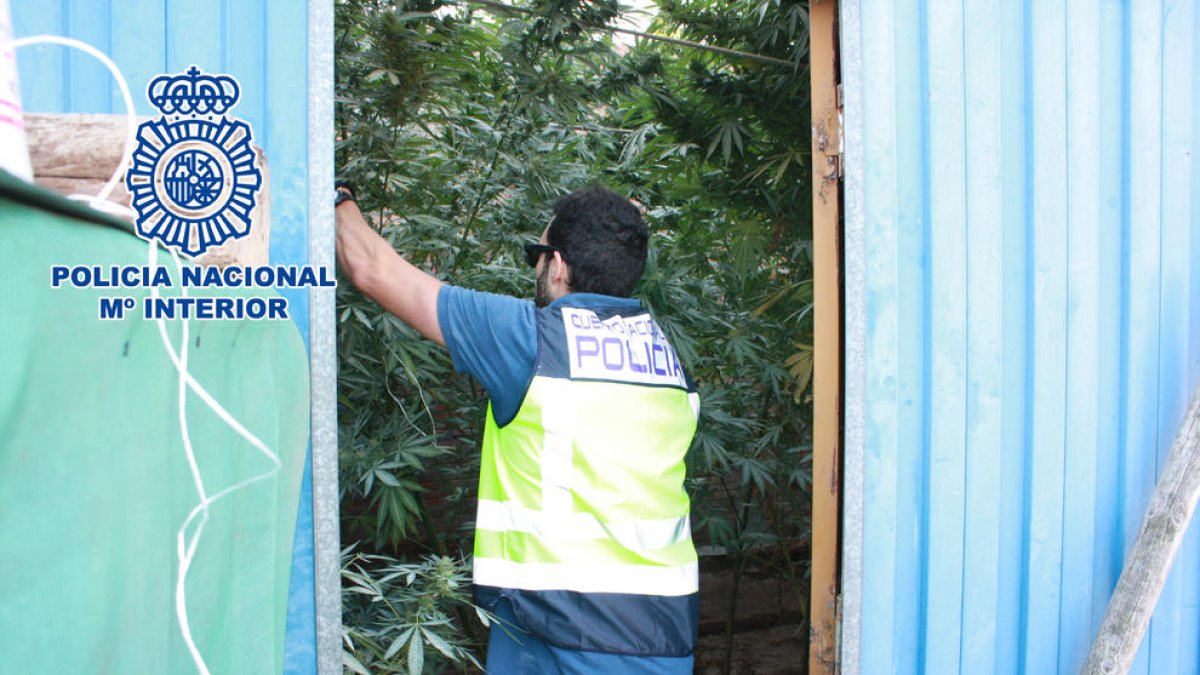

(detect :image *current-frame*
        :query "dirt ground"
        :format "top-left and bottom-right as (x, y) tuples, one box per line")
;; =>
(693, 558), (808, 674)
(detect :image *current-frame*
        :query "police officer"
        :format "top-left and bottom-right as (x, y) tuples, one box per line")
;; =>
(336, 184), (700, 673)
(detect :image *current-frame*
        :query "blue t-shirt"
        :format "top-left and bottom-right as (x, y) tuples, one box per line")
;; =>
(436, 286), (644, 425)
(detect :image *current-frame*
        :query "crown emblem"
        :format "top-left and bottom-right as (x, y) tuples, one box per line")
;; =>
(125, 66), (261, 257)
(147, 66), (241, 116)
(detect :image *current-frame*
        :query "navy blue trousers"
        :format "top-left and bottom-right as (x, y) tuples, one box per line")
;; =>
(485, 600), (695, 674)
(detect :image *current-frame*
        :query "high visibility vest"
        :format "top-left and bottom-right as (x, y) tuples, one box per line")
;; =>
(473, 300), (701, 656)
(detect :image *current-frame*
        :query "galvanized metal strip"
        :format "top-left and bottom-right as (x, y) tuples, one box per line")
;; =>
(307, 0), (340, 673)
(837, 0), (865, 672)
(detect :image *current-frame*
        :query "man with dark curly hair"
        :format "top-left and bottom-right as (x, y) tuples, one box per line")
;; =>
(336, 184), (700, 673)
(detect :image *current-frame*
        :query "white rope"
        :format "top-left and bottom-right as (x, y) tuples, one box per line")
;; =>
(5, 35), (137, 217)
(149, 241), (283, 675)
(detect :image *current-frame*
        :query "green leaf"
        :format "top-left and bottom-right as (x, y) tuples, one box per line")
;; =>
(374, 469), (402, 487)
(407, 632), (425, 675)
(343, 650), (370, 675)
(384, 628), (414, 661)
(420, 627), (458, 660)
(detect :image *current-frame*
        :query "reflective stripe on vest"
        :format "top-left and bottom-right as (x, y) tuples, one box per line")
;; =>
(475, 499), (692, 551)
(474, 558), (699, 596)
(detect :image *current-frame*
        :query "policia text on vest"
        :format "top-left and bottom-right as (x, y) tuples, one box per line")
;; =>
(563, 307), (688, 387)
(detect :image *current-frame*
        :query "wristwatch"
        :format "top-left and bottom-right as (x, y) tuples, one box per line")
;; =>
(334, 181), (356, 208)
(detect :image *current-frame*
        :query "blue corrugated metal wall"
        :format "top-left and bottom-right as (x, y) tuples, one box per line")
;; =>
(842, 0), (1200, 673)
(10, 2), (317, 672)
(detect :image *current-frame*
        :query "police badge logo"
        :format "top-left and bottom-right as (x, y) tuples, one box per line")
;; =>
(125, 66), (262, 257)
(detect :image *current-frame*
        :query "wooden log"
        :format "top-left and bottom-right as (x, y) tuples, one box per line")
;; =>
(24, 113), (271, 267)
(35, 176), (131, 205)
(1082, 385), (1200, 674)
(25, 113), (147, 179)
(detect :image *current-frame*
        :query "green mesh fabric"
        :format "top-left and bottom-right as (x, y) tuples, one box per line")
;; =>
(0, 171), (309, 674)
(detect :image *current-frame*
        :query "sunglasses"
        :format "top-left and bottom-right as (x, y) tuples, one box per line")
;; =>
(523, 242), (564, 268)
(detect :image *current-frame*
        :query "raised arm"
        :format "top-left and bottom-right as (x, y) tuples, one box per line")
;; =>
(335, 194), (445, 346)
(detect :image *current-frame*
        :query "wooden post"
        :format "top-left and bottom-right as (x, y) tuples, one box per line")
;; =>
(1082, 385), (1200, 674)
(808, 1), (842, 673)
